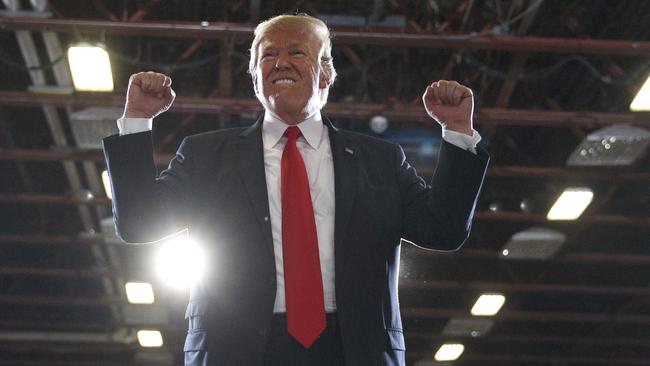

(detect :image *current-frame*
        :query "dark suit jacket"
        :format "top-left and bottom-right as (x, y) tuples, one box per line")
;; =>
(102, 117), (489, 366)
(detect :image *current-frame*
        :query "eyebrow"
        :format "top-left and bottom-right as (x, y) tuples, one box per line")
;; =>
(260, 42), (306, 49)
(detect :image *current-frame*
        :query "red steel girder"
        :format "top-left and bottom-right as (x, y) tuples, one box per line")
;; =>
(1, 18), (650, 56)
(0, 91), (648, 127)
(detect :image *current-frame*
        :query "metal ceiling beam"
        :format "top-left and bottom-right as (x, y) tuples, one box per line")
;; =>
(473, 211), (650, 226)
(0, 233), (103, 245)
(1, 17), (650, 56)
(3, 265), (648, 296)
(411, 248), (650, 265)
(4, 234), (650, 265)
(2, 193), (648, 225)
(1, 193), (648, 225)
(399, 279), (650, 296)
(1, 295), (648, 324)
(406, 332), (650, 347)
(0, 193), (110, 205)
(3, 148), (649, 181)
(0, 319), (111, 331)
(406, 352), (650, 365)
(0, 295), (123, 306)
(0, 148), (172, 166)
(1, 91), (648, 127)
(402, 307), (650, 324)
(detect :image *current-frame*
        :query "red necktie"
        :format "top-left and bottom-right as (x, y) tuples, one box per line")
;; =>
(281, 126), (326, 348)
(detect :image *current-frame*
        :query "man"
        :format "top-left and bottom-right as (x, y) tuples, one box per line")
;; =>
(103, 14), (489, 366)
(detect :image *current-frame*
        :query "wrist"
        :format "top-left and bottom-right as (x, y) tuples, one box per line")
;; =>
(122, 108), (153, 119)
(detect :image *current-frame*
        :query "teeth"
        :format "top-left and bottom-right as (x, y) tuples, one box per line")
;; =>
(274, 79), (295, 84)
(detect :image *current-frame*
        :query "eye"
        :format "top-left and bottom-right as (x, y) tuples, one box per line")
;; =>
(290, 50), (305, 56)
(260, 51), (276, 60)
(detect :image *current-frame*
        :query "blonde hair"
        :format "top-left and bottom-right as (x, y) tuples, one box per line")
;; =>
(249, 14), (337, 86)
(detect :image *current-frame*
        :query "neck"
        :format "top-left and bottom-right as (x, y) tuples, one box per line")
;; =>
(268, 109), (317, 125)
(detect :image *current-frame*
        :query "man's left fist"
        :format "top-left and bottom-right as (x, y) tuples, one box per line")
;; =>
(422, 80), (474, 135)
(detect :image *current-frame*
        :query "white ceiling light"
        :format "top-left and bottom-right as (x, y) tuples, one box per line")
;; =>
(547, 188), (594, 221)
(155, 235), (206, 289)
(434, 343), (465, 361)
(471, 294), (506, 316)
(136, 330), (163, 347)
(67, 43), (114, 92)
(125, 282), (155, 304)
(630, 74), (650, 111)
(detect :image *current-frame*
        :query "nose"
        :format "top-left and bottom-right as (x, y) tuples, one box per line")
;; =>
(274, 54), (290, 69)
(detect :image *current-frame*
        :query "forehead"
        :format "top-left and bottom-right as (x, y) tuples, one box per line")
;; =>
(258, 27), (321, 49)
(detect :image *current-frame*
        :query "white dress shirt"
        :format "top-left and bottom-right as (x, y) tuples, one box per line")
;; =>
(116, 113), (481, 313)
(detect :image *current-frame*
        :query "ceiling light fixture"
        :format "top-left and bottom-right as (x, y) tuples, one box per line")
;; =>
(567, 125), (650, 166)
(125, 282), (155, 304)
(547, 188), (594, 221)
(434, 343), (465, 361)
(471, 294), (506, 316)
(630, 74), (650, 111)
(137, 330), (163, 347)
(67, 43), (114, 92)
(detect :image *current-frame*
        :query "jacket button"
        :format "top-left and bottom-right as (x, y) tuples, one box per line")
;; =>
(258, 328), (268, 336)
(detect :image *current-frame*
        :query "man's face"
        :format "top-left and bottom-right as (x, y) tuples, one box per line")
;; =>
(252, 27), (329, 123)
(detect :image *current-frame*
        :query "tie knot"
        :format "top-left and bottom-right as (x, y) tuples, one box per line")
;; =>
(285, 126), (302, 142)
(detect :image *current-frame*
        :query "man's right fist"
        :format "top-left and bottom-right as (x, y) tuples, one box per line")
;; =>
(122, 72), (176, 119)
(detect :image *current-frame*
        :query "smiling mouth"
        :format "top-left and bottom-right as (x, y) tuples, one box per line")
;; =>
(273, 78), (296, 84)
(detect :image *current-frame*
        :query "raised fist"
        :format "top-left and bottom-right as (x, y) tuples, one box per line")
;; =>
(422, 80), (474, 135)
(122, 72), (175, 119)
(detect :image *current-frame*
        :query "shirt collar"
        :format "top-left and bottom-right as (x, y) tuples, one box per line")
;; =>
(262, 111), (324, 150)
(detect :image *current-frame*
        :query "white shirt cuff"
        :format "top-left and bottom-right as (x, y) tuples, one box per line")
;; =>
(117, 117), (153, 135)
(442, 129), (482, 154)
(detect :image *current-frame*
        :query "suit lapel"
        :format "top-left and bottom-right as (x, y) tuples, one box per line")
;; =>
(234, 117), (274, 257)
(326, 117), (358, 251)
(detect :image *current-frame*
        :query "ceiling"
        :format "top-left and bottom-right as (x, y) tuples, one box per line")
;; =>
(0, 0), (649, 365)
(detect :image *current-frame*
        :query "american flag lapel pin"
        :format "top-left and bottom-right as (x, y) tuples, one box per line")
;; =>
(345, 147), (354, 155)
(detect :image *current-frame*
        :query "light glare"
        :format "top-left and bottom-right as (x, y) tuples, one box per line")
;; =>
(547, 188), (594, 220)
(101, 170), (112, 200)
(630, 74), (650, 111)
(155, 236), (205, 289)
(471, 294), (506, 316)
(67, 44), (114, 92)
(125, 282), (155, 304)
(137, 330), (163, 347)
(434, 343), (464, 361)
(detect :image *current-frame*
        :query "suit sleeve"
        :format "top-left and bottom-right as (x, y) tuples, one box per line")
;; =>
(102, 131), (193, 243)
(398, 140), (489, 251)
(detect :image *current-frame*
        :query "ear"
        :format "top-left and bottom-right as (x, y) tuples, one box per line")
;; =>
(319, 70), (331, 90)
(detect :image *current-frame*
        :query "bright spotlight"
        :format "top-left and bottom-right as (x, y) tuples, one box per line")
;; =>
(155, 236), (206, 289)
